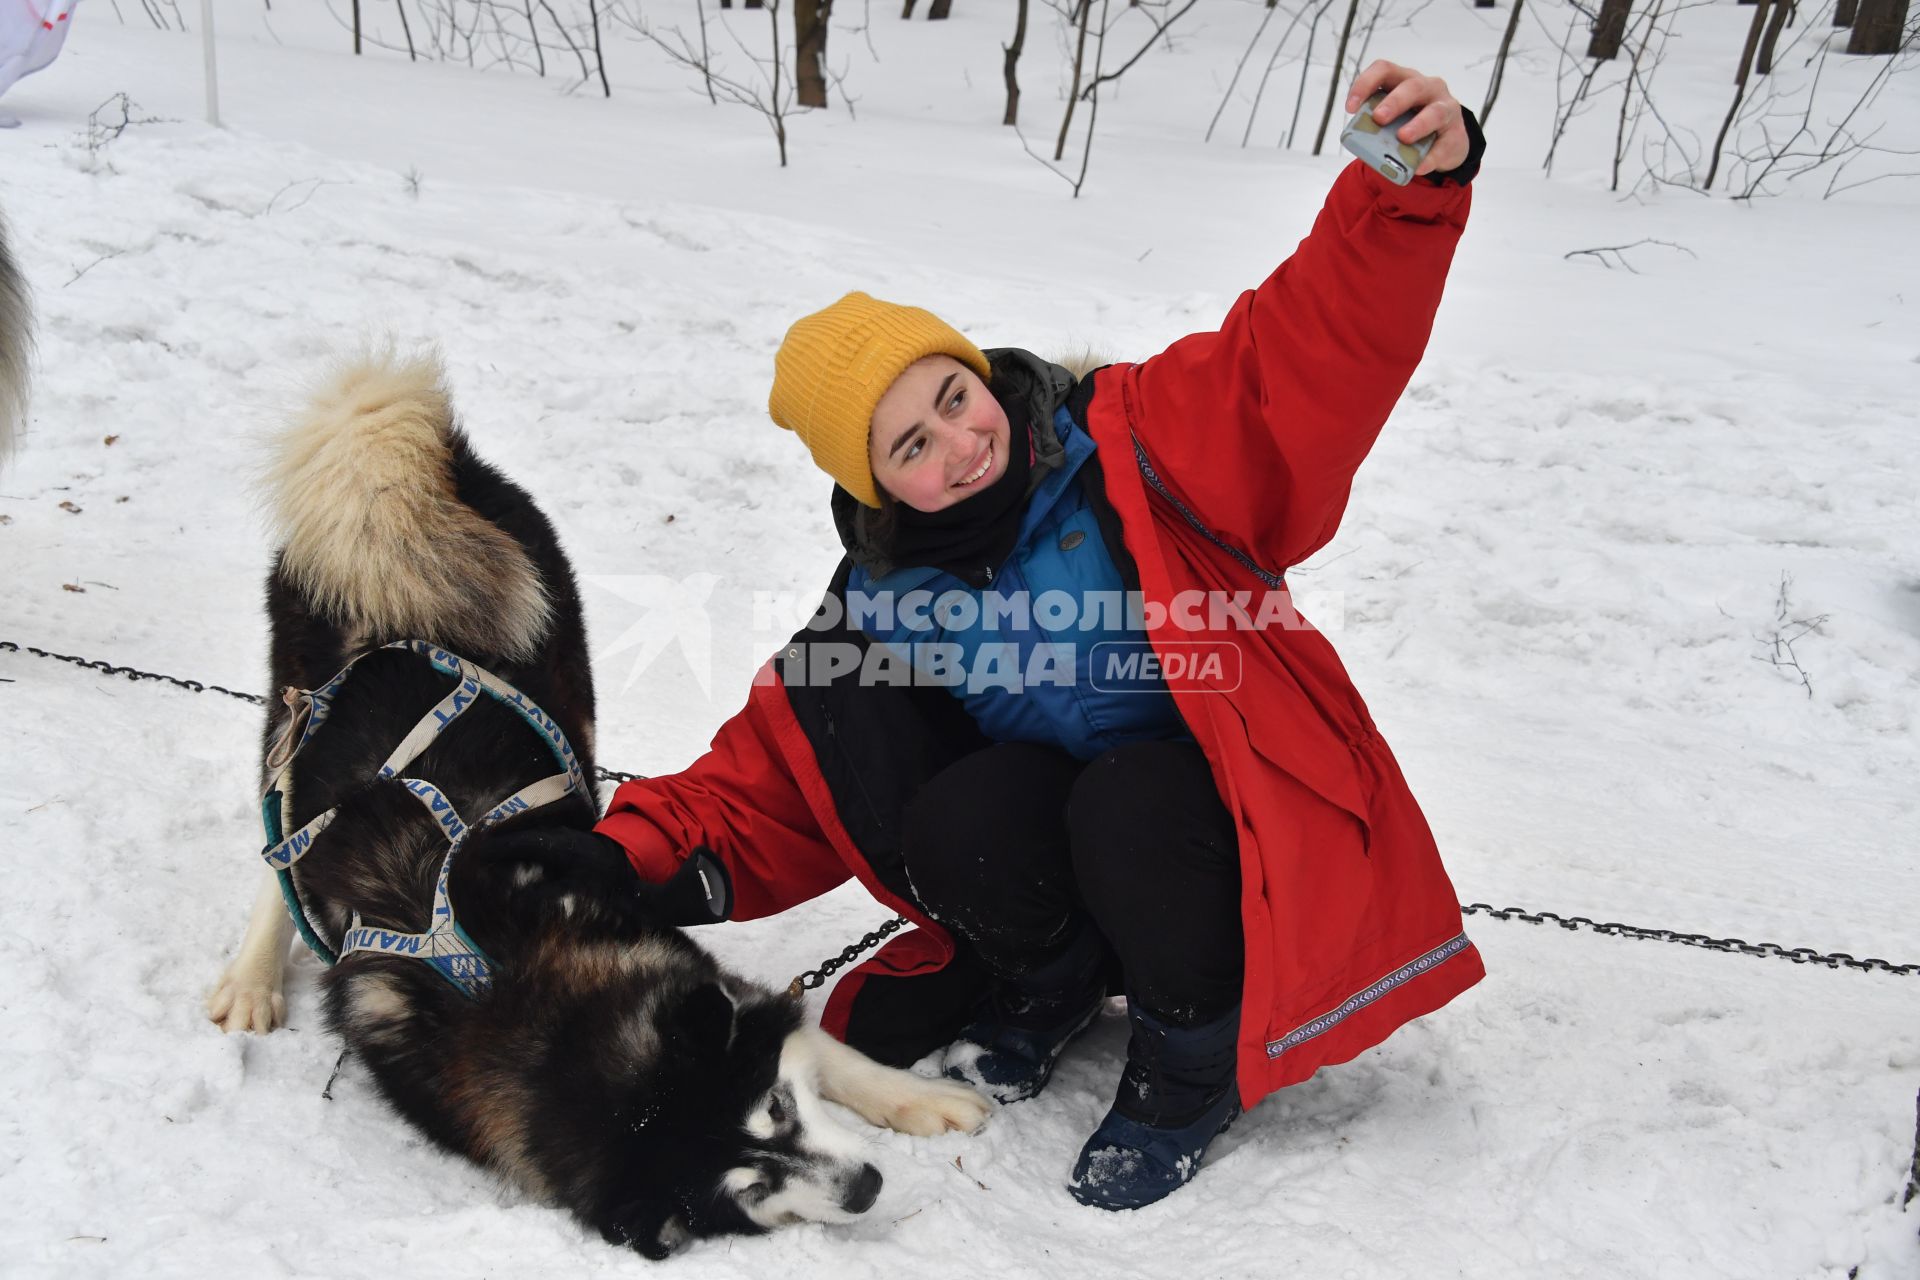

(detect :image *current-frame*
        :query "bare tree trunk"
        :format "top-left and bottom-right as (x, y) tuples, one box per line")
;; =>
(1055, 0), (1092, 162)
(1288, 0), (1332, 148)
(1706, 0), (1773, 189)
(1612, 0), (1663, 190)
(523, 0), (545, 74)
(1208, 0), (1280, 143)
(795, 0), (831, 107)
(1611, 29), (1634, 189)
(928, 0), (951, 16)
(1313, 0), (1362, 156)
(352, 0), (362, 53)
(1846, 0), (1908, 53)
(1003, 0), (1028, 126)
(901, 0), (915, 16)
(1235, 0), (1312, 146)
(698, 0), (715, 101)
(395, 0), (417, 60)
(538, 0), (593, 84)
(1833, 0), (1856, 24)
(1475, 0), (1495, 6)
(1756, 0), (1792, 73)
(587, 0), (610, 95)
(767, 0), (788, 165)
(1482, 0), (1525, 124)
(1071, 0), (1110, 196)
(1587, 0), (1632, 59)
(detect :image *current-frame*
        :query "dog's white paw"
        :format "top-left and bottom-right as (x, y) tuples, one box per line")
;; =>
(205, 969), (286, 1034)
(878, 1075), (993, 1137)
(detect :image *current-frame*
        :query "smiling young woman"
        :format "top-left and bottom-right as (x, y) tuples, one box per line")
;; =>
(867, 356), (1012, 508)
(595, 62), (1491, 1212)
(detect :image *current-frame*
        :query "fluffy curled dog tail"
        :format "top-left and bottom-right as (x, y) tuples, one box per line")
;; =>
(0, 211), (32, 467)
(265, 352), (552, 661)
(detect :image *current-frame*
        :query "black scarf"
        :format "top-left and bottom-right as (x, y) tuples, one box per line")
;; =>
(881, 386), (1035, 587)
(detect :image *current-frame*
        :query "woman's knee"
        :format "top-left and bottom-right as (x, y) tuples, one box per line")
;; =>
(1068, 740), (1225, 850)
(1067, 741), (1240, 906)
(901, 741), (1079, 899)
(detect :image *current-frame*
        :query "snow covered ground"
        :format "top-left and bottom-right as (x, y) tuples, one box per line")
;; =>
(2, 3), (1916, 1276)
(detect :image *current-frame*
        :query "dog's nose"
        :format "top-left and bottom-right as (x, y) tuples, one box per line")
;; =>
(841, 1164), (883, 1214)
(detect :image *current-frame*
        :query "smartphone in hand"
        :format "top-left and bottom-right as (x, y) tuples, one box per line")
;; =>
(1339, 91), (1436, 186)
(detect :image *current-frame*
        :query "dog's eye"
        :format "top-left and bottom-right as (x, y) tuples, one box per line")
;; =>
(766, 1095), (787, 1126)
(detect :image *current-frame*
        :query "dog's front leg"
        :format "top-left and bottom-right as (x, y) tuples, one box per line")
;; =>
(800, 1025), (993, 1137)
(206, 870), (294, 1033)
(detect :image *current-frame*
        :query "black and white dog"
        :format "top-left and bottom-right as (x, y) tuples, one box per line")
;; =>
(206, 353), (990, 1257)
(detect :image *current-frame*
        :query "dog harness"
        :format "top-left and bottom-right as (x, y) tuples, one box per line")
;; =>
(258, 639), (595, 998)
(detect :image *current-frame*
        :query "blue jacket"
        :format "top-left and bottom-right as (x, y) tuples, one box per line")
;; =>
(847, 406), (1188, 761)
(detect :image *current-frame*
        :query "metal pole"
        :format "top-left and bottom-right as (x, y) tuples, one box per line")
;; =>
(200, 0), (220, 127)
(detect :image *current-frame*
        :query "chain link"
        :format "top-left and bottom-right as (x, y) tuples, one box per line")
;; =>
(0, 639), (644, 785)
(787, 916), (907, 1000)
(7, 641), (1916, 979)
(2, 639), (269, 705)
(1461, 903), (1920, 977)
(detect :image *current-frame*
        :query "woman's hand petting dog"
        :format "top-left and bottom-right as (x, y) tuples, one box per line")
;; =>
(463, 825), (657, 935)
(463, 826), (733, 937)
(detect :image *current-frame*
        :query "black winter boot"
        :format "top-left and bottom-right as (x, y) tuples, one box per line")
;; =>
(942, 923), (1110, 1104)
(1067, 999), (1241, 1210)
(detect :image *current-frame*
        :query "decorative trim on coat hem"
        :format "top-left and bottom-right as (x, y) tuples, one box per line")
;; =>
(1264, 933), (1473, 1059)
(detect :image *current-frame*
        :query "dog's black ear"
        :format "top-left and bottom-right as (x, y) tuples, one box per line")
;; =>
(599, 1198), (688, 1260)
(728, 991), (806, 1069)
(672, 982), (736, 1057)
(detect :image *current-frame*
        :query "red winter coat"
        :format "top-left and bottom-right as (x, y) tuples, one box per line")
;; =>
(598, 159), (1484, 1111)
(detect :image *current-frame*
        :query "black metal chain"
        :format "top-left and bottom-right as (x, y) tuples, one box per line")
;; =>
(7, 640), (1916, 979)
(1460, 903), (1920, 977)
(785, 902), (1920, 1000)
(0, 639), (645, 785)
(1, 639), (270, 705)
(787, 916), (907, 1000)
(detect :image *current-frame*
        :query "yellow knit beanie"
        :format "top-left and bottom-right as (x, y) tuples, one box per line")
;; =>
(768, 291), (991, 508)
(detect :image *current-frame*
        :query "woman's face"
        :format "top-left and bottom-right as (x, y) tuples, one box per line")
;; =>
(867, 356), (1010, 513)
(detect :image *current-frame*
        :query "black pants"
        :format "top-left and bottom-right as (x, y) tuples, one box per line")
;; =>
(900, 740), (1244, 1027)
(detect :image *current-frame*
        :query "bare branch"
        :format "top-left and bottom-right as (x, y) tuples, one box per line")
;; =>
(1561, 238), (1696, 271)
(1077, 0), (1196, 100)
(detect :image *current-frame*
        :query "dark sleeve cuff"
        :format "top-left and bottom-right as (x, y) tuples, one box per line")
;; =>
(1423, 104), (1485, 189)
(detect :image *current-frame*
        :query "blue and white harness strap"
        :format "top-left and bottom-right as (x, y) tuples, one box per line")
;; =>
(258, 640), (594, 998)
(333, 775), (574, 999)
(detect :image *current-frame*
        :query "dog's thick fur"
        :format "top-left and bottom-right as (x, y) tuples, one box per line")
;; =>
(0, 210), (32, 464)
(207, 354), (990, 1256)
